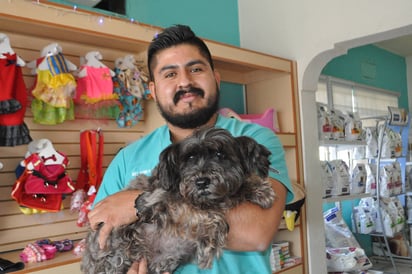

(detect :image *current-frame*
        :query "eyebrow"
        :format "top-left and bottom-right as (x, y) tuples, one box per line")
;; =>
(158, 59), (208, 74)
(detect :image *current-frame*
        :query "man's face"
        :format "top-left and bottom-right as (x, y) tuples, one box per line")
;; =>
(149, 44), (221, 129)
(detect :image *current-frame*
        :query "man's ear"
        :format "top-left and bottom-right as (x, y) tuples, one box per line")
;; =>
(214, 70), (221, 86)
(149, 81), (157, 101)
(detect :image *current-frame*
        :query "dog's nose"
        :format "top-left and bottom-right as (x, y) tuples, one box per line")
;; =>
(195, 177), (210, 189)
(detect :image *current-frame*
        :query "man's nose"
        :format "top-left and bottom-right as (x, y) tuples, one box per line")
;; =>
(177, 70), (193, 88)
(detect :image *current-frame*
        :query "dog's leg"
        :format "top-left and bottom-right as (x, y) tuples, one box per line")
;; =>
(195, 213), (229, 269)
(243, 175), (276, 209)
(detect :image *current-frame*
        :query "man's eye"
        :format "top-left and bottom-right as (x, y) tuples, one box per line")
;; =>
(165, 72), (176, 78)
(191, 67), (202, 73)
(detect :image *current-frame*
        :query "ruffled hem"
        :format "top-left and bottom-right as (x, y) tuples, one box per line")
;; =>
(0, 99), (22, 114)
(31, 98), (75, 125)
(0, 122), (32, 146)
(78, 93), (119, 104)
(75, 102), (120, 120)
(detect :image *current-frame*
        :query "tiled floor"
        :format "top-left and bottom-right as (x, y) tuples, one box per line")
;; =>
(369, 258), (412, 274)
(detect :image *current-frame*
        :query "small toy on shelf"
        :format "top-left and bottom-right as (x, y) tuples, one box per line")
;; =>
(219, 107), (280, 132)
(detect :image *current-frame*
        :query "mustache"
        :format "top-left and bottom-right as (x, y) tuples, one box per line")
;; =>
(173, 87), (205, 105)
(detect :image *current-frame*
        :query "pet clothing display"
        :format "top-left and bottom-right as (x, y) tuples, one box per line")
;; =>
(11, 139), (74, 213)
(20, 243), (56, 263)
(0, 33), (32, 146)
(18, 238), (74, 266)
(72, 129), (104, 227)
(30, 43), (76, 124)
(74, 51), (119, 119)
(113, 55), (151, 128)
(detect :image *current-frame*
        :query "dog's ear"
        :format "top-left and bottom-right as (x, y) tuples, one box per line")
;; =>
(156, 143), (181, 192)
(236, 136), (271, 178)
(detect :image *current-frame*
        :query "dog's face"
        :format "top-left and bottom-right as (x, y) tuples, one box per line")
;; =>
(155, 127), (271, 208)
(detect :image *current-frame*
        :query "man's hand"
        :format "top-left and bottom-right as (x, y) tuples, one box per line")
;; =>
(88, 189), (140, 249)
(126, 260), (170, 274)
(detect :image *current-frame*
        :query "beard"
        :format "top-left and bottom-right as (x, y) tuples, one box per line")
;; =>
(156, 84), (220, 129)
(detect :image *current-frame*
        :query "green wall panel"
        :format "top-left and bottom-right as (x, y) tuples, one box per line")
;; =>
(322, 45), (408, 109)
(126, 0), (240, 46)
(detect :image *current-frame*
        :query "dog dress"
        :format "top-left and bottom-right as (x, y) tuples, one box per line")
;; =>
(31, 53), (76, 124)
(113, 66), (151, 128)
(0, 53), (32, 146)
(74, 65), (119, 119)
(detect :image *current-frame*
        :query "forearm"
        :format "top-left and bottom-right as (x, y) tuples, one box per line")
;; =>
(225, 178), (287, 251)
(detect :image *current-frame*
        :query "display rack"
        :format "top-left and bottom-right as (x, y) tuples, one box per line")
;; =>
(320, 106), (411, 274)
(367, 107), (411, 274)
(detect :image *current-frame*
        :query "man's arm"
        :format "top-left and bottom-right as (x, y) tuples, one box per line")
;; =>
(224, 178), (287, 251)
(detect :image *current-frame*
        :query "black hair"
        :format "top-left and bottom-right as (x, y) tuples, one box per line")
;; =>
(147, 24), (214, 81)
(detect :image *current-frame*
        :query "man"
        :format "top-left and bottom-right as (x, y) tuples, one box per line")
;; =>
(88, 24), (294, 274)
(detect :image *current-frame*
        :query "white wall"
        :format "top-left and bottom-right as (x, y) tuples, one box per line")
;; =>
(237, 1), (412, 273)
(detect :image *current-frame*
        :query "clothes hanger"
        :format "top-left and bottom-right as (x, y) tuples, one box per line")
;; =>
(78, 51), (115, 77)
(0, 33), (26, 66)
(119, 54), (136, 70)
(37, 43), (77, 71)
(28, 139), (65, 165)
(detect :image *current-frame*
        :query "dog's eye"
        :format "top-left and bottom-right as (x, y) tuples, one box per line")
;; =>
(215, 151), (224, 159)
(186, 154), (196, 161)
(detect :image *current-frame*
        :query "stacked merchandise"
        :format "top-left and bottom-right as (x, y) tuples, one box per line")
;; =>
(317, 104), (363, 142)
(353, 197), (406, 242)
(324, 207), (373, 273)
(270, 241), (301, 271)
(321, 158), (403, 199)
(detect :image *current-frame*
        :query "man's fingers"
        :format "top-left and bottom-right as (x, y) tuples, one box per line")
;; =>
(87, 205), (103, 230)
(126, 261), (141, 274)
(97, 223), (112, 249)
(137, 259), (147, 274)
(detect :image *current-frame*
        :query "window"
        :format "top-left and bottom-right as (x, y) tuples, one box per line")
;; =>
(317, 75), (399, 127)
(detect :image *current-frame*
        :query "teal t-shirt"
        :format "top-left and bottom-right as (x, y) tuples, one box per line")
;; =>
(94, 114), (293, 274)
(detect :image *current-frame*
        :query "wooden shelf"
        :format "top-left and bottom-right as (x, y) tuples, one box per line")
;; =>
(273, 262), (304, 274)
(0, 2), (306, 273)
(0, 244), (81, 274)
(323, 193), (373, 203)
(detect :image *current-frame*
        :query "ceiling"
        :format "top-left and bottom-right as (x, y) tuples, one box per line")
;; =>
(374, 35), (412, 57)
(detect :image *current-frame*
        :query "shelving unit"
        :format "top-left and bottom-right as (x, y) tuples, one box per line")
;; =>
(320, 107), (411, 274)
(367, 111), (412, 274)
(0, 2), (306, 273)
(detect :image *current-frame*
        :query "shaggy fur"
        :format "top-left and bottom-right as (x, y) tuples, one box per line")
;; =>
(82, 127), (276, 274)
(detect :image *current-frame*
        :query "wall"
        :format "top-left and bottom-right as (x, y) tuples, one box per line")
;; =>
(125, 0), (240, 46)
(237, 0), (412, 273)
(125, 0), (246, 114)
(50, 0), (246, 114)
(322, 44), (407, 108)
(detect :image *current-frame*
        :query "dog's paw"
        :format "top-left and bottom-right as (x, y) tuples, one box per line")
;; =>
(135, 192), (153, 222)
(249, 180), (276, 209)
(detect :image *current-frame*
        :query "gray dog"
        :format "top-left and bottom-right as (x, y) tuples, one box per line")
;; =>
(82, 127), (276, 274)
